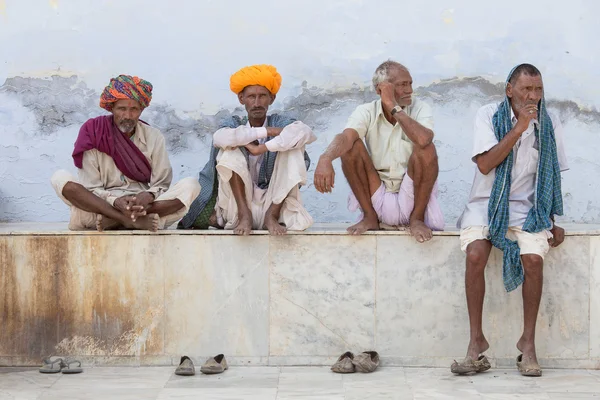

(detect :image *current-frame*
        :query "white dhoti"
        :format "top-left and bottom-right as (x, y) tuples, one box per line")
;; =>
(51, 170), (201, 230)
(215, 148), (313, 231)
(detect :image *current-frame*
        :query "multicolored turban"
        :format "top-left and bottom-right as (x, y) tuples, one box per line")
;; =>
(230, 64), (282, 95)
(99, 75), (153, 111)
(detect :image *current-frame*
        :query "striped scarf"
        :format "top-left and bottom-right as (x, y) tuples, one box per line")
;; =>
(488, 66), (563, 292)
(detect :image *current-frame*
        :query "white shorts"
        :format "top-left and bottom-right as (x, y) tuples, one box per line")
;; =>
(460, 225), (553, 259)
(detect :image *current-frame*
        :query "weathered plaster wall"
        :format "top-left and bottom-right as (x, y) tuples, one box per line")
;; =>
(1, 0), (598, 223)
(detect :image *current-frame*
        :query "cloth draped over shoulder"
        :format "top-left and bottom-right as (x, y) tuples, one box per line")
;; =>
(487, 65), (563, 292)
(178, 114), (310, 229)
(72, 115), (152, 183)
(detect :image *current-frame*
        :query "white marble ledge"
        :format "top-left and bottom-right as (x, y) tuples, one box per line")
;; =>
(0, 222), (599, 236)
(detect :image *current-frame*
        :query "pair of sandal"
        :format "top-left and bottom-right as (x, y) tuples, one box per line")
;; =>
(450, 354), (542, 377)
(331, 351), (380, 374)
(175, 354), (229, 376)
(39, 358), (83, 374)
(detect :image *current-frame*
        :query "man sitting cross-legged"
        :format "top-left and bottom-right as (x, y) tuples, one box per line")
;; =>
(51, 74), (200, 232)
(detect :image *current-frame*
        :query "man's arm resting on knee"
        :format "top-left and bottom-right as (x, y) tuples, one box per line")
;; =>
(313, 129), (360, 193)
(392, 112), (434, 149)
(213, 126), (268, 149)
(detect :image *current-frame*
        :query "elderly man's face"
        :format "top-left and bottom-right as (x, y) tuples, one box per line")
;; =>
(507, 73), (543, 113)
(112, 99), (143, 134)
(238, 85), (275, 121)
(387, 68), (413, 107)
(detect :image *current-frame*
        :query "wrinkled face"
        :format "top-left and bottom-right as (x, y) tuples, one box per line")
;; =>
(506, 73), (543, 113)
(238, 85), (275, 121)
(112, 99), (142, 134)
(387, 67), (413, 107)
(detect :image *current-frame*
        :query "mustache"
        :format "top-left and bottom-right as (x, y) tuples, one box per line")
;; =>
(250, 107), (265, 112)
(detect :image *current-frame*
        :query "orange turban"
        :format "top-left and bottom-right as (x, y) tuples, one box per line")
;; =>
(229, 64), (282, 95)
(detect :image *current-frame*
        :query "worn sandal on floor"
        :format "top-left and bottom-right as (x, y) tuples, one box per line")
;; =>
(516, 354), (542, 377)
(451, 355), (491, 375)
(331, 352), (355, 373)
(175, 356), (196, 376)
(61, 358), (83, 374)
(39, 358), (65, 374)
(200, 354), (228, 375)
(352, 351), (380, 373)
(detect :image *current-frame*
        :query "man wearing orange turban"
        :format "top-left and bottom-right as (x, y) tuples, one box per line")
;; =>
(50, 74), (200, 232)
(180, 64), (316, 235)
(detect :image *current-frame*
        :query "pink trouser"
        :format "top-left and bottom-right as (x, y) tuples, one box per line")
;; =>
(348, 175), (445, 230)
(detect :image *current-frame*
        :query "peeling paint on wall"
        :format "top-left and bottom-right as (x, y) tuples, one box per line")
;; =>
(0, 74), (599, 224)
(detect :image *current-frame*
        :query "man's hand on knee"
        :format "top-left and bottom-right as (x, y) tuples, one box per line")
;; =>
(314, 157), (335, 193)
(549, 224), (565, 248)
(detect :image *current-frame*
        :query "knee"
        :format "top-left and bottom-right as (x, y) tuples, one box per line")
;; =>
(465, 245), (489, 273)
(217, 148), (246, 165)
(340, 140), (363, 164)
(51, 169), (76, 196)
(413, 142), (438, 166)
(522, 254), (544, 276)
(178, 177), (201, 198)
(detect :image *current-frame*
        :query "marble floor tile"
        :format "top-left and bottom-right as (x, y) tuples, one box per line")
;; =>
(165, 366), (280, 388)
(270, 236), (376, 357)
(157, 388), (277, 400)
(479, 394), (551, 400)
(38, 388), (161, 400)
(0, 368), (61, 390)
(547, 393), (600, 399)
(49, 367), (172, 389)
(0, 389), (45, 400)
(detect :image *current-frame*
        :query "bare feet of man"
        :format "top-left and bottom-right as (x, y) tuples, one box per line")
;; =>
(132, 213), (160, 232)
(234, 212), (253, 236)
(96, 215), (123, 232)
(347, 214), (380, 235)
(409, 218), (433, 243)
(264, 215), (287, 236)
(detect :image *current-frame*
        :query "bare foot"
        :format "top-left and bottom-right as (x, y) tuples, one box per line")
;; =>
(208, 210), (223, 229)
(264, 215), (287, 236)
(132, 213), (160, 232)
(347, 214), (380, 235)
(96, 215), (105, 232)
(466, 336), (490, 360)
(96, 215), (123, 231)
(517, 337), (539, 366)
(234, 212), (252, 236)
(409, 218), (433, 243)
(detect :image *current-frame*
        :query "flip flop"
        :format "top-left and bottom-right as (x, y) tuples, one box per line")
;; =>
(516, 354), (542, 377)
(39, 358), (65, 374)
(175, 356), (196, 376)
(451, 355), (491, 375)
(61, 358), (83, 374)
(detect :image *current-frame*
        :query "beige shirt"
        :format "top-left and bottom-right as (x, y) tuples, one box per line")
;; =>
(345, 98), (434, 193)
(457, 102), (569, 229)
(78, 121), (173, 206)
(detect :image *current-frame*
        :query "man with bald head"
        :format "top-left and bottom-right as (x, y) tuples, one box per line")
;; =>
(314, 60), (444, 241)
(179, 64), (316, 235)
(51, 74), (200, 232)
